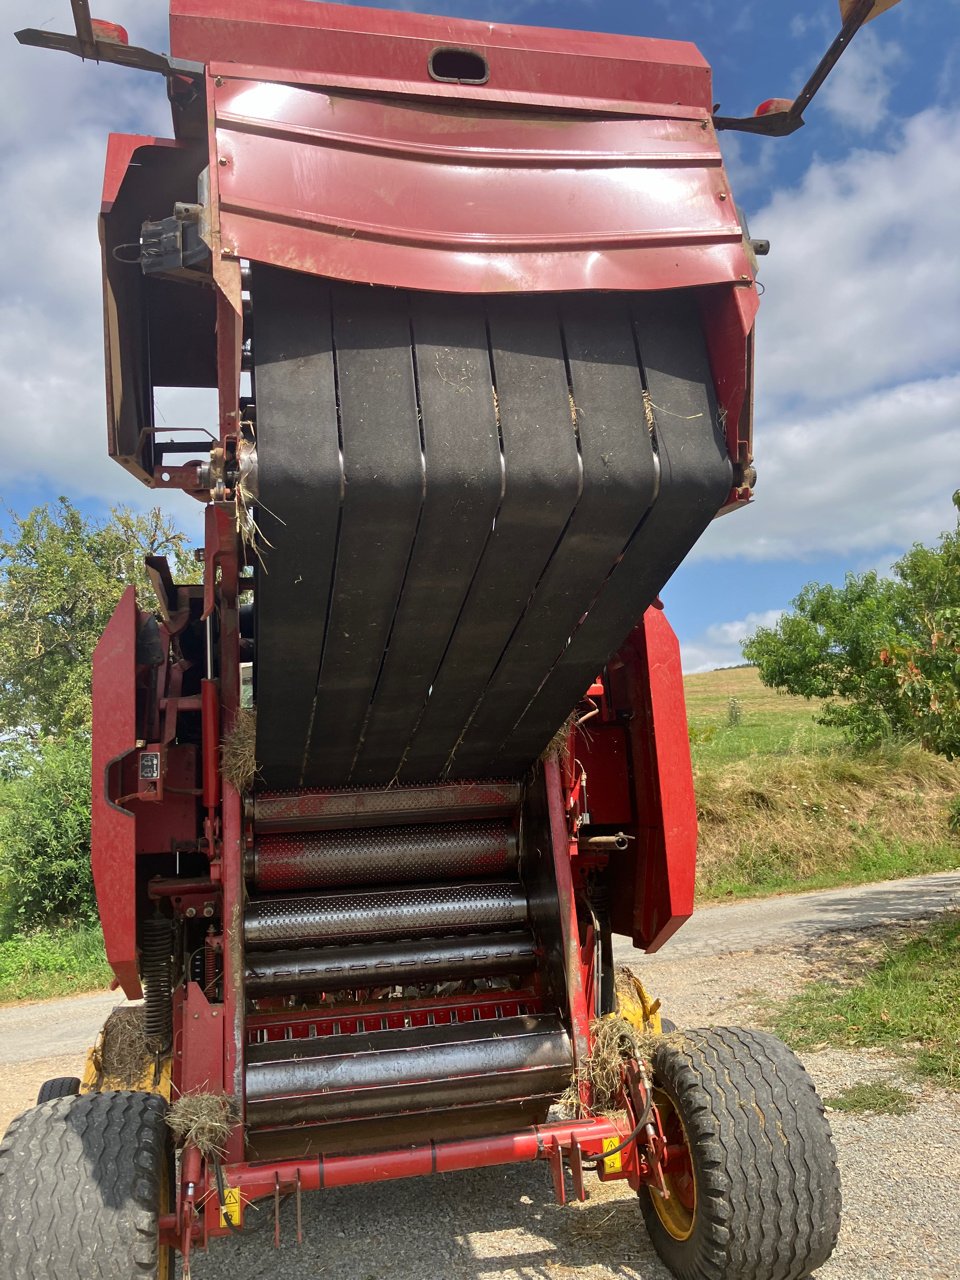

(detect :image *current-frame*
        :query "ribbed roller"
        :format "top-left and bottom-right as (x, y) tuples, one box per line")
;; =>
(245, 931), (536, 995)
(250, 820), (517, 892)
(245, 1015), (572, 1127)
(244, 881), (528, 950)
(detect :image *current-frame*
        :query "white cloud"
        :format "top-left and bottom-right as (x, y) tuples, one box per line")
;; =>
(1, 3), (200, 533)
(680, 608), (784, 673)
(753, 107), (960, 413)
(821, 28), (903, 133)
(704, 609), (784, 647)
(694, 107), (960, 564)
(695, 373), (960, 562)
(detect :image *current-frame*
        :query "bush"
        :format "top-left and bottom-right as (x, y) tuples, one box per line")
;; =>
(0, 920), (109, 1002)
(0, 735), (94, 933)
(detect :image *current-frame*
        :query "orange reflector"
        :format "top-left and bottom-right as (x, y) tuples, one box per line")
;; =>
(91, 20), (129, 46)
(754, 97), (794, 117)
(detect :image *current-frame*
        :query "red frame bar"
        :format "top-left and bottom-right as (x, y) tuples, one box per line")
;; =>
(227, 1117), (630, 1200)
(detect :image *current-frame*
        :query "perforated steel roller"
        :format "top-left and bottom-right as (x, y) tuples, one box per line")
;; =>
(244, 880), (528, 950)
(249, 820), (517, 892)
(244, 931), (537, 994)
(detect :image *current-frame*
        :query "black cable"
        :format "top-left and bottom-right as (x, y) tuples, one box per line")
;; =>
(582, 1083), (655, 1170)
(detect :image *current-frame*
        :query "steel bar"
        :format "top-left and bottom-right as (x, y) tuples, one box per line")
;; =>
(244, 931), (536, 995)
(223, 1117), (627, 1200)
(244, 881), (528, 949)
(250, 821), (517, 891)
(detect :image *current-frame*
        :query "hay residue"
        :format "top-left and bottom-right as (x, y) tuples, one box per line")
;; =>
(559, 1015), (645, 1118)
(541, 711), (577, 765)
(222, 707), (258, 792)
(167, 1092), (240, 1159)
(93, 1007), (151, 1087)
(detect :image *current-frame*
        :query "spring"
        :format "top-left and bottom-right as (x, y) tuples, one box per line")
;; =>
(141, 914), (174, 1050)
(204, 928), (220, 998)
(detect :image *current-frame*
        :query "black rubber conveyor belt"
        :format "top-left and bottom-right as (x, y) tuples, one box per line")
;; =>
(254, 270), (731, 788)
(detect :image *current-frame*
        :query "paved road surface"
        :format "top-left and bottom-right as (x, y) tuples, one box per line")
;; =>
(613, 868), (960, 962)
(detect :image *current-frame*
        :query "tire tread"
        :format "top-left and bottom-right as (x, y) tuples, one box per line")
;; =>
(639, 1027), (841, 1280)
(0, 1090), (170, 1280)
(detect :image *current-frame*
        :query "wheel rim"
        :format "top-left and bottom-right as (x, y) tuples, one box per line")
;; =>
(650, 1088), (697, 1242)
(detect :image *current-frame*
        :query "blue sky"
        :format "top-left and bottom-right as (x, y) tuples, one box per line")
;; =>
(3, 0), (959, 670)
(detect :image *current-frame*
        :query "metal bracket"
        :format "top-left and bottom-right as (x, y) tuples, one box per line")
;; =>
(714, 0), (884, 136)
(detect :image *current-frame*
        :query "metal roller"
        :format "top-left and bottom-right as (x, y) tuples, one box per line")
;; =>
(244, 881), (529, 950)
(244, 931), (537, 995)
(249, 821), (517, 892)
(245, 1015), (572, 1126)
(251, 781), (522, 834)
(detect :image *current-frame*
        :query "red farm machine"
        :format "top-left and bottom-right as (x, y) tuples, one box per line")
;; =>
(1, 2), (896, 1277)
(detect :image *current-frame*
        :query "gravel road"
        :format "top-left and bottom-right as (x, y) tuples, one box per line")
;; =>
(2, 871), (959, 1279)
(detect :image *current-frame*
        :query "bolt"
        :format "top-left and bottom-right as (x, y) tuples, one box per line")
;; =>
(219, 156), (228, 166)
(185, 906), (197, 918)
(215, 75), (223, 87)
(203, 905), (214, 917)
(718, 192), (727, 200)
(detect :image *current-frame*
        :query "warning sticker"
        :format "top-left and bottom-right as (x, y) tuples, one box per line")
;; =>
(219, 1186), (243, 1229)
(601, 1137), (622, 1175)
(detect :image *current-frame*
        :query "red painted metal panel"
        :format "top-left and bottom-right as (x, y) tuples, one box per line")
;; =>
(622, 608), (698, 952)
(701, 282), (759, 460)
(171, 0), (711, 112)
(101, 133), (183, 211)
(91, 587), (141, 999)
(178, 983), (226, 1095)
(575, 725), (634, 827)
(211, 74), (751, 294)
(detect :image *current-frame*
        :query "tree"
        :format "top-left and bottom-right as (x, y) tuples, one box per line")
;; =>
(0, 735), (94, 930)
(743, 497), (960, 757)
(0, 498), (197, 739)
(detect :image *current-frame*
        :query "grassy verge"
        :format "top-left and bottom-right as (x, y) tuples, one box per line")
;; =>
(822, 1083), (916, 1116)
(685, 668), (960, 901)
(774, 912), (960, 1088)
(0, 921), (111, 1004)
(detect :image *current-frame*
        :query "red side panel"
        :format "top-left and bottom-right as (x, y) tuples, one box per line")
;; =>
(622, 608), (698, 952)
(91, 587), (142, 999)
(210, 75), (750, 294)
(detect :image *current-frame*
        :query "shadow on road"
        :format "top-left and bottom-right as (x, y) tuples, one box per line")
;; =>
(188, 1162), (669, 1280)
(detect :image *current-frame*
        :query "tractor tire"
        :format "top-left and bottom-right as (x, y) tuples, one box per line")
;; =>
(0, 1090), (174, 1280)
(638, 1026), (841, 1280)
(36, 1075), (81, 1104)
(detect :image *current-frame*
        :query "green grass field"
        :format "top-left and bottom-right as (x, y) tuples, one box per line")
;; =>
(686, 666), (960, 901)
(685, 664), (842, 763)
